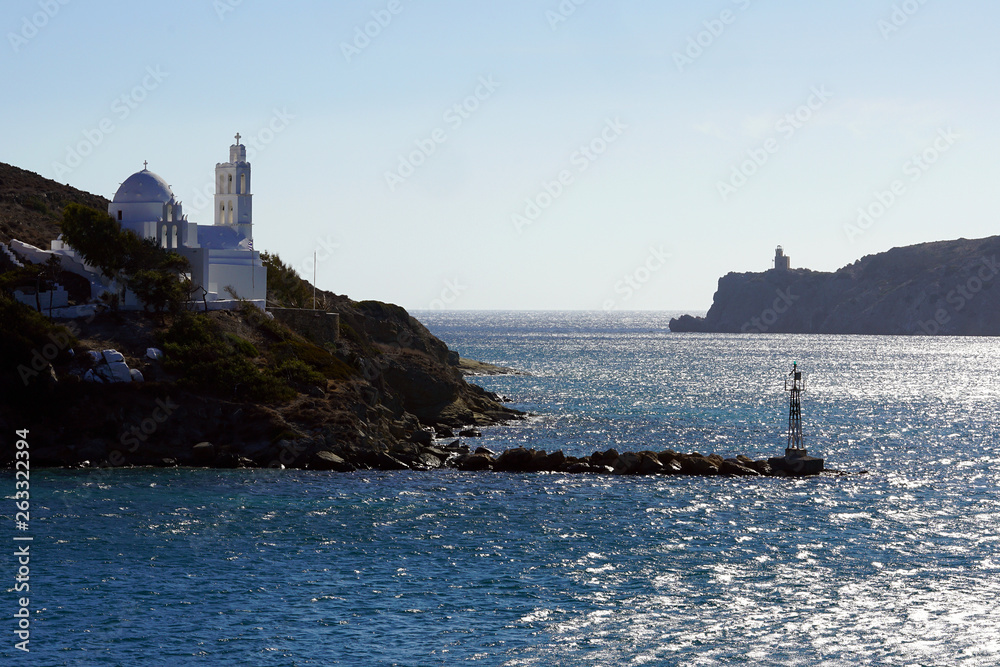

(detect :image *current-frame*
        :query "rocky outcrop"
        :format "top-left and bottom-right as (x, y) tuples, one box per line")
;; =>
(0, 301), (524, 469)
(670, 236), (1000, 335)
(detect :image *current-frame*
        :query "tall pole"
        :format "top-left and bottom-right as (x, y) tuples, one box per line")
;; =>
(786, 362), (804, 451)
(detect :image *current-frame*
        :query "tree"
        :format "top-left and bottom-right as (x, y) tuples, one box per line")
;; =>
(60, 203), (190, 315)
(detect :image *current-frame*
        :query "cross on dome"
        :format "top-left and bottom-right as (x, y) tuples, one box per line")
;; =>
(143, 160), (148, 169)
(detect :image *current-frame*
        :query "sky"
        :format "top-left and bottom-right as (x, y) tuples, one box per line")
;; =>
(3, 0), (998, 311)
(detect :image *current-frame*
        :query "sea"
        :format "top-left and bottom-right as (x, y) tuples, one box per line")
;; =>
(5, 311), (1000, 666)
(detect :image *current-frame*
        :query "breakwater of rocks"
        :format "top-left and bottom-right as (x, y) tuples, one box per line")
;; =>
(169, 438), (833, 477)
(56, 433), (842, 477)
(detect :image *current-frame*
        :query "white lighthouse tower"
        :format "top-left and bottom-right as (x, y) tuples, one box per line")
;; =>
(215, 133), (253, 243)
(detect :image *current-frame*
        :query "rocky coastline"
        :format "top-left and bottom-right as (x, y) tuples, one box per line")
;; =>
(670, 236), (1000, 335)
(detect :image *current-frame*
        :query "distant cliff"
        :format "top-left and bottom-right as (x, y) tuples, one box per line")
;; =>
(670, 237), (1000, 335)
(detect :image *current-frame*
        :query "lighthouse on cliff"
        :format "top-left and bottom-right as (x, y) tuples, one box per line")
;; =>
(774, 245), (790, 271)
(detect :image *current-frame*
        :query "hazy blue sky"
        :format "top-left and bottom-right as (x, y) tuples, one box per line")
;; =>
(3, 0), (998, 310)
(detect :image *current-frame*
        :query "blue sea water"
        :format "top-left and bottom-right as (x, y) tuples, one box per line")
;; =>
(5, 311), (1000, 665)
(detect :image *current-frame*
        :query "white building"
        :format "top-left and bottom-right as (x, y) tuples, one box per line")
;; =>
(104, 135), (267, 308)
(32, 135), (267, 312)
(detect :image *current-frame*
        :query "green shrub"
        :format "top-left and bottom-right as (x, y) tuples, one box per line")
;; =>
(0, 292), (76, 375)
(274, 358), (326, 388)
(225, 333), (259, 358)
(160, 313), (293, 402)
(270, 339), (356, 381)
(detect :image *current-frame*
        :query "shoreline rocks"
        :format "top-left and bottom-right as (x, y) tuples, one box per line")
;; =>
(45, 442), (834, 478)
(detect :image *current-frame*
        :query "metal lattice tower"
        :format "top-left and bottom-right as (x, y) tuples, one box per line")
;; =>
(785, 362), (805, 451)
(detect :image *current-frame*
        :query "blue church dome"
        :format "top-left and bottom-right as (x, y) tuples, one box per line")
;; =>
(112, 168), (175, 204)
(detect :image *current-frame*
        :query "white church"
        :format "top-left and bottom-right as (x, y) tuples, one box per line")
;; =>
(9, 135), (267, 313)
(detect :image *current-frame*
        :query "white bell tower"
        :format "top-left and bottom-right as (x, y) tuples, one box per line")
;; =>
(215, 133), (253, 242)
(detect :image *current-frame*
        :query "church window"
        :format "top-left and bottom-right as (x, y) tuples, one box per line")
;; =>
(219, 174), (224, 194)
(166, 205), (173, 222)
(171, 225), (178, 249)
(117, 210), (122, 221)
(228, 174), (233, 194)
(239, 173), (246, 194)
(219, 202), (225, 224)
(161, 226), (167, 248)
(228, 201), (234, 225)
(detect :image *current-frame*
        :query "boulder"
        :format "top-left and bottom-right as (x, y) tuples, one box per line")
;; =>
(541, 450), (565, 472)
(409, 429), (434, 446)
(457, 453), (494, 471)
(217, 452), (254, 469)
(459, 428), (482, 438)
(636, 453), (665, 475)
(192, 441), (216, 464)
(372, 451), (410, 470)
(661, 459), (683, 475)
(591, 448), (620, 467)
(413, 452), (443, 470)
(494, 447), (534, 472)
(681, 454), (719, 476)
(311, 451), (355, 472)
(719, 460), (761, 477)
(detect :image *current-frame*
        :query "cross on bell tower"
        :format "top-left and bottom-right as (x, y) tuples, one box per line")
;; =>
(235, 132), (241, 144)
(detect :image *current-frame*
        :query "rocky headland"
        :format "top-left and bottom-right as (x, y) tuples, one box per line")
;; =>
(0, 161), (525, 470)
(670, 237), (1000, 335)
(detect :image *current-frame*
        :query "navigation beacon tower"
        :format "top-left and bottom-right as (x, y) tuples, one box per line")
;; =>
(786, 361), (805, 452)
(768, 362), (824, 476)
